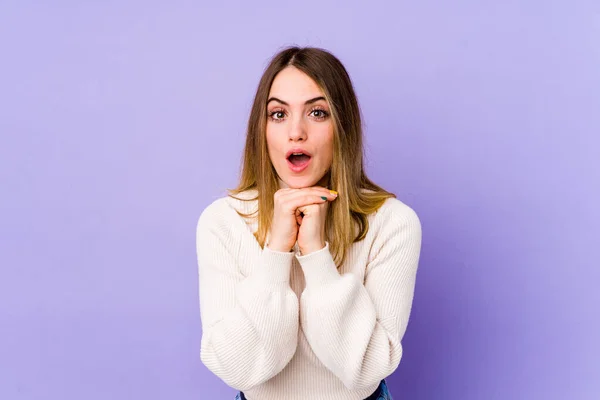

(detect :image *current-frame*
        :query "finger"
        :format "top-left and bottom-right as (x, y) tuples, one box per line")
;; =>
(296, 207), (306, 223)
(295, 209), (303, 225)
(303, 186), (338, 197)
(289, 188), (337, 203)
(283, 194), (332, 213)
(276, 188), (337, 210)
(275, 188), (305, 206)
(299, 202), (328, 217)
(274, 188), (296, 201)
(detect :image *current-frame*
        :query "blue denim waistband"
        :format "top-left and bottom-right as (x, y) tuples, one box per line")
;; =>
(235, 379), (392, 400)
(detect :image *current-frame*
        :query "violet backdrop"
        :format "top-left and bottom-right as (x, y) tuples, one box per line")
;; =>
(1, 1), (598, 399)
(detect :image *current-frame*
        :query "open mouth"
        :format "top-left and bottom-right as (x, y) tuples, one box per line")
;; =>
(287, 152), (311, 166)
(287, 152), (312, 172)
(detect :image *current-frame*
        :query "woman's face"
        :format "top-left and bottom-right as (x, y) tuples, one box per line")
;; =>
(266, 66), (334, 189)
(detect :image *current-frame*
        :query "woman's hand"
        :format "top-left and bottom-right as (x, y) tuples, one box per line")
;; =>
(297, 187), (338, 255)
(268, 187), (338, 253)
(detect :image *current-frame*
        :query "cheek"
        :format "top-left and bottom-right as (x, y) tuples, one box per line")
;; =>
(265, 128), (284, 162)
(314, 144), (334, 173)
(323, 150), (334, 170)
(320, 127), (334, 166)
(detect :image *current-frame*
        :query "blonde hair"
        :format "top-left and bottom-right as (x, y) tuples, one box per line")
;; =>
(227, 46), (395, 267)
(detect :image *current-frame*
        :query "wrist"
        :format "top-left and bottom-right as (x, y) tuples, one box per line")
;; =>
(299, 241), (326, 255)
(266, 241), (292, 253)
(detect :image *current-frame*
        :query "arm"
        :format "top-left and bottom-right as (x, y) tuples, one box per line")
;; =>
(296, 204), (422, 391)
(196, 203), (299, 391)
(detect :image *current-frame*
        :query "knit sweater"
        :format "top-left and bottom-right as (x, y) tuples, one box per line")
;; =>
(196, 189), (422, 400)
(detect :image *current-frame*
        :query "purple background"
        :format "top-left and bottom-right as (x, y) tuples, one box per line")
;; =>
(1, 1), (598, 399)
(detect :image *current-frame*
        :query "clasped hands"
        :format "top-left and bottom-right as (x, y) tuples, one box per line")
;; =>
(267, 186), (338, 255)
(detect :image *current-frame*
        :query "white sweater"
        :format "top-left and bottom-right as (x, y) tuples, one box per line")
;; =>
(196, 189), (422, 400)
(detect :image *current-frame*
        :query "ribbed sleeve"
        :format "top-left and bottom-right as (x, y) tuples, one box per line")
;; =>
(295, 205), (422, 391)
(196, 202), (300, 391)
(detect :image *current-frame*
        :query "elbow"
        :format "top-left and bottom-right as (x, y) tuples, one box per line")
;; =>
(344, 376), (384, 392)
(343, 372), (392, 393)
(343, 343), (403, 392)
(200, 331), (298, 391)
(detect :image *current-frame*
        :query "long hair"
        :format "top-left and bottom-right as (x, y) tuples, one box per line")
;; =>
(227, 46), (395, 267)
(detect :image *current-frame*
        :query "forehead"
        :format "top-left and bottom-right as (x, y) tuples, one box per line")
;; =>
(268, 66), (324, 101)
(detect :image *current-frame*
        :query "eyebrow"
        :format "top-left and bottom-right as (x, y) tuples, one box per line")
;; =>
(266, 96), (326, 106)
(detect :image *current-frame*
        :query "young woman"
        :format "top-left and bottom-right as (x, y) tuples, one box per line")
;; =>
(196, 46), (422, 400)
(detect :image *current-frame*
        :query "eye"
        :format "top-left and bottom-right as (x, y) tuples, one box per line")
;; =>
(310, 108), (329, 120)
(268, 109), (286, 122)
(267, 107), (329, 122)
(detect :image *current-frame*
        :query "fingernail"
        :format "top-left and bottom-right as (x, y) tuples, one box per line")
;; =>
(321, 196), (327, 200)
(329, 190), (338, 196)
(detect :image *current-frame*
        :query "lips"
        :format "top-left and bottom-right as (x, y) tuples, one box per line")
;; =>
(285, 148), (312, 159)
(285, 148), (312, 173)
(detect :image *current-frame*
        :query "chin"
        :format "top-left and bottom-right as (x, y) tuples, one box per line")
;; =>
(279, 176), (318, 189)
(286, 180), (313, 189)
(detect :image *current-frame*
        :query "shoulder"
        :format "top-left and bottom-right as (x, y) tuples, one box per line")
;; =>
(196, 197), (230, 233)
(363, 197), (422, 269)
(371, 196), (422, 238)
(196, 189), (258, 232)
(378, 196), (420, 221)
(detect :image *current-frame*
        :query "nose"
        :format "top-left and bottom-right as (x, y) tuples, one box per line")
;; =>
(288, 115), (307, 142)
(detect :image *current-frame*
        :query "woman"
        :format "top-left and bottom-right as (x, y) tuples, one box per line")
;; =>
(196, 46), (422, 400)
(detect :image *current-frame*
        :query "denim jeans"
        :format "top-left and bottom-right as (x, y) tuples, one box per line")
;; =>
(234, 379), (392, 400)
